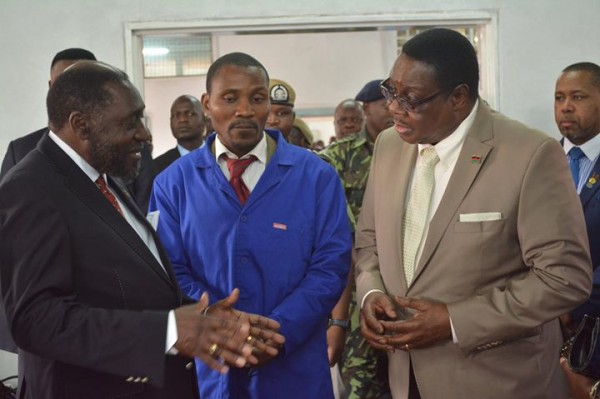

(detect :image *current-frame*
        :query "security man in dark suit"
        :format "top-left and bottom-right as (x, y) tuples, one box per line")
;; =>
(0, 48), (97, 182)
(0, 47), (155, 213)
(153, 95), (206, 174)
(555, 62), (600, 331)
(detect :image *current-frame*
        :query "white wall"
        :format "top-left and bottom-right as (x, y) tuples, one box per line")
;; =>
(146, 30), (396, 155)
(2, 0), (599, 157)
(0, 0), (599, 375)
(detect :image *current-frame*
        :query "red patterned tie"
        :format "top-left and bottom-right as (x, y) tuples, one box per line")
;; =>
(95, 175), (124, 216)
(224, 155), (257, 205)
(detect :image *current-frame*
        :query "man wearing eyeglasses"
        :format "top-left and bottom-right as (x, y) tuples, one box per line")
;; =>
(355, 28), (591, 399)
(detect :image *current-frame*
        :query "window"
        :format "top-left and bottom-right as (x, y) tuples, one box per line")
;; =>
(142, 34), (212, 78)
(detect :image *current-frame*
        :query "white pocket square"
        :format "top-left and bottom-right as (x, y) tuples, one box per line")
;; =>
(459, 212), (502, 222)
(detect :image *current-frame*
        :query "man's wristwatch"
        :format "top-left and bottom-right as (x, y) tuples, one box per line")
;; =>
(328, 318), (350, 331)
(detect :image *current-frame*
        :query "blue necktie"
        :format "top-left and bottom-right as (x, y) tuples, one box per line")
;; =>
(569, 147), (585, 187)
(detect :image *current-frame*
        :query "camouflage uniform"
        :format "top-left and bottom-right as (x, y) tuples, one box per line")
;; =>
(320, 129), (391, 399)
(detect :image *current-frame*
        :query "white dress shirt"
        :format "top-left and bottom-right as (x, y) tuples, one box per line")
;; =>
(215, 132), (268, 191)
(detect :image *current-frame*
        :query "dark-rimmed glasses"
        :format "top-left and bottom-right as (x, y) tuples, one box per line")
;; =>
(380, 78), (451, 112)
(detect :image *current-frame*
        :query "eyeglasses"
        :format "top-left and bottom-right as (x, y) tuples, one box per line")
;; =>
(380, 78), (450, 112)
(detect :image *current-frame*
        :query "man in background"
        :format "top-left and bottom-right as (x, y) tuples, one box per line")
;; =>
(319, 78), (394, 399)
(0, 47), (154, 213)
(356, 28), (591, 398)
(154, 95), (206, 174)
(333, 99), (364, 140)
(554, 62), (600, 334)
(150, 52), (351, 399)
(266, 78), (296, 141)
(288, 117), (314, 149)
(0, 61), (284, 399)
(0, 48), (97, 181)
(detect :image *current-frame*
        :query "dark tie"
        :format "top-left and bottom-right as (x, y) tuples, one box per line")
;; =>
(95, 175), (124, 216)
(568, 147), (585, 187)
(224, 155), (257, 205)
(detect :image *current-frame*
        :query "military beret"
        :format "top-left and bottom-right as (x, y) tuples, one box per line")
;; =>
(269, 78), (296, 107)
(355, 79), (385, 103)
(292, 117), (314, 145)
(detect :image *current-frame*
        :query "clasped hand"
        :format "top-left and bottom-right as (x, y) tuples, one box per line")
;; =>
(360, 292), (451, 351)
(174, 288), (285, 374)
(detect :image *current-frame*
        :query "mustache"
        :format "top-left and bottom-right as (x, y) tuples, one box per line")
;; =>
(229, 120), (259, 131)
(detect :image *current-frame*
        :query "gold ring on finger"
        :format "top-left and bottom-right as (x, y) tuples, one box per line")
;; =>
(208, 343), (219, 357)
(246, 335), (255, 344)
(404, 344), (411, 351)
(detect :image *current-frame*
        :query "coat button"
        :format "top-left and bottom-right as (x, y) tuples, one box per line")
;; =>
(141, 377), (149, 383)
(126, 376), (134, 382)
(185, 362), (194, 370)
(134, 377), (141, 383)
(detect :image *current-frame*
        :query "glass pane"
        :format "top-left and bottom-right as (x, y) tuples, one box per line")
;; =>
(142, 34), (212, 78)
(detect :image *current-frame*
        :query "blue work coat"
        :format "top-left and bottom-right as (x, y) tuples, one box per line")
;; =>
(150, 130), (351, 399)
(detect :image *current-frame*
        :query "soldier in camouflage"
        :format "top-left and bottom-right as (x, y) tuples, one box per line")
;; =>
(320, 79), (394, 399)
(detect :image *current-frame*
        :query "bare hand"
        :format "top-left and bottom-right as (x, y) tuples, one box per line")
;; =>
(205, 288), (286, 366)
(174, 292), (254, 374)
(327, 325), (346, 366)
(560, 356), (595, 399)
(359, 291), (397, 352)
(378, 296), (451, 350)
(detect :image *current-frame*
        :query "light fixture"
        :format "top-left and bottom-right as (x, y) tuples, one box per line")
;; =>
(142, 47), (169, 56)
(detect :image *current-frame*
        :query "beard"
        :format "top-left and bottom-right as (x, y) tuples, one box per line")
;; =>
(88, 129), (141, 180)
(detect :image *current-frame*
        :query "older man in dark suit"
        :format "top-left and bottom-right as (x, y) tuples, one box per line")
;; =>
(0, 48), (97, 355)
(0, 61), (284, 399)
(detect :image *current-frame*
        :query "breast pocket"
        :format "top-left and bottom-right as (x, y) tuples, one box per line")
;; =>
(454, 219), (505, 233)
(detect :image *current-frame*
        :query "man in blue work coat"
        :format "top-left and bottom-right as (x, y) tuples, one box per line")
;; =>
(149, 52), (352, 399)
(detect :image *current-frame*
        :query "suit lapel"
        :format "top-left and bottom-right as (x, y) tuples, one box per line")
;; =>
(411, 103), (493, 286)
(579, 158), (600, 207)
(39, 136), (175, 288)
(110, 177), (177, 289)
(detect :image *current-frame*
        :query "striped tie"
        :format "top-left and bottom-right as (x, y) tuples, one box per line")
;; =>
(95, 175), (124, 216)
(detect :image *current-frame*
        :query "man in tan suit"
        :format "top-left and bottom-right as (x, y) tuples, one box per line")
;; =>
(355, 28), (592, 399)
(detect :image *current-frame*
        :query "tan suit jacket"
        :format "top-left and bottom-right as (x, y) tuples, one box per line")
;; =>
(355, 102), (592, 399)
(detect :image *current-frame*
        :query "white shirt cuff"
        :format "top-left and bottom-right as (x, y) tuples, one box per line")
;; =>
(166, 310), (179, 355)
(449, 315), (458, 343)
(360, 289), (385, 308)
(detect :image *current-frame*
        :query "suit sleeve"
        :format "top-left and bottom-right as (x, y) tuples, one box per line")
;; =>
(268, 169), (352, 357)
(448, 138), (592, 352)
(0, 178), (171, 386)
(354, 136), (388, 304)
(150, 174), (209, 302)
